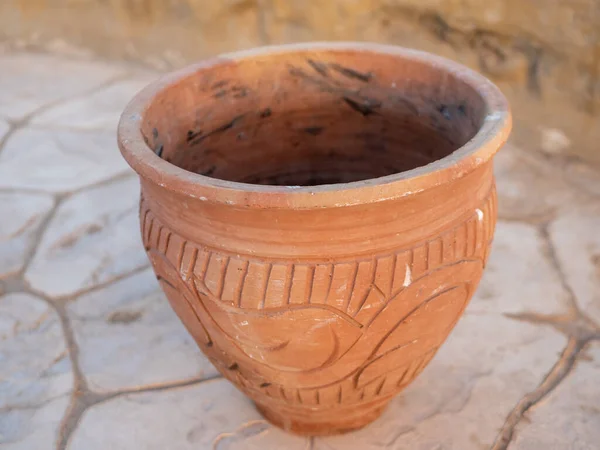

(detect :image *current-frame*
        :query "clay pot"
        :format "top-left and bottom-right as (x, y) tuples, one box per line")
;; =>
(118, 43), (511, 436)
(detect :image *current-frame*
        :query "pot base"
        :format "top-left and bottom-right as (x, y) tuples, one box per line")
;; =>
(255, 398), (390, 436)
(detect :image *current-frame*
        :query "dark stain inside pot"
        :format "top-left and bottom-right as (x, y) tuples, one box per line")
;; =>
(142, 52), (487, 186)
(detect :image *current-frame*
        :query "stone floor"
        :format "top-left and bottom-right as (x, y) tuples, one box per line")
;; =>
(1, 52), (599, 450)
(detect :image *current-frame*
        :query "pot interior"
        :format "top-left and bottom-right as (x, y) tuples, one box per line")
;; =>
(142, 49), (488, 186)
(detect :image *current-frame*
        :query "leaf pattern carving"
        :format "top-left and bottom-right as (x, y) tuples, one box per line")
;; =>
(141, 186), (496, 407)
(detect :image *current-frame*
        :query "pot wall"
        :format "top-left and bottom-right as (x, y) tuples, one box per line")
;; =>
(139, 163), (497, 434)
(119, 43), (509, 434)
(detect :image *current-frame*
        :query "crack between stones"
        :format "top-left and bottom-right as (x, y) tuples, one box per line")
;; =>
(0, 392), (70, 413)
(490, 215), (600, 450)
(539, 223), (581, 315)
(11, 266), (158, 450)
(63, 171), (137, 198)
(11, 172), (141, 301)
(0, 161), (136, 198)
(20, 268), (165, 450)
(50, 298), (89, 450)
(17, 196), (63, 280)
(0, 71), (133, 158)
(212, 420), (272, 450)
(360, 368), (493, 449)
(538, 222), (600, 331)
(498, 221), (600, 338)
(376, 426), (416, 448)
(505, 312), (600, 342)
(0, 59), (210, 450)
(25, 263), (152, 303)
(490, 337), (586, 450)
(99, 373), (225, 401)
(55, 374), (224, 450)
(0, 123), (19, 160)
(489, 219), (600, 449)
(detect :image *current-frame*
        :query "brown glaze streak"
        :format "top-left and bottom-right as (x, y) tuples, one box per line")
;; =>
(328, 62), (373, 82)
(343, 97), (381, 116)
(188, 114), (246, 146)
(306, 58), (330, 77)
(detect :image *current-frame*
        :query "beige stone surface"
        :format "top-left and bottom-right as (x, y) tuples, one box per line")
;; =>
(0, 121), (9, 141)
(0, 128), (130, 193)
(24, 177), (147, 298)
(0, 293), (72, 449)
(31, 77), (158, 131)
(511, 343), (600, 450)
(67, 381), (310, 450)
(0, 397), (70, 450)
(493, 145), (577, 222)
(0, 53), (125, 120)
(0, 192), (54, 278)
(564, 161), (600, 198)
(549, 204), (600, 327)
(68, 269), (219, 392)
(0, 52), (598, 450)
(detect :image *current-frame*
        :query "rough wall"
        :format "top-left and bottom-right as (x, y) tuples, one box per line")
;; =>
(1, 0), (599, 164)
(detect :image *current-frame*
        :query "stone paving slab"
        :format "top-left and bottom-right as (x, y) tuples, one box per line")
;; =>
(550, 204), (600, 326)
(0, 293), (72, 449)
(0, 128), (130, 193)
(493, 147), (578, 221)
(31, 77), (157, 132)
(68, 380), (310, 450)
(564, 161), (600, 197)
(0, 51), (599, 450)
(24, 177), (148, 298)
(0, 121), (8, 141)
(512, 343), (600, 450)
(0, 54), (126, 121)
(0, 192), (54, 278)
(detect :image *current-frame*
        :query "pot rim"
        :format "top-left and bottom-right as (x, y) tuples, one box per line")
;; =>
(118, 42), (511, 209)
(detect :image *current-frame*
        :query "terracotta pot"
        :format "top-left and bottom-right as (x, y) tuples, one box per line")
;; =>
(118, 43), (511, 436)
